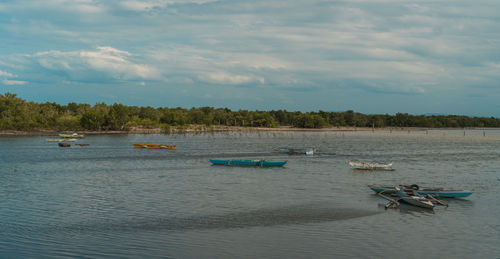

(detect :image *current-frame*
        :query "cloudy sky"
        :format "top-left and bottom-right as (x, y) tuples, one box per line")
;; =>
(1, 0), (499, 116)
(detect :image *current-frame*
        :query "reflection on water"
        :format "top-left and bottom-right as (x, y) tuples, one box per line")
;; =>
(1, 130), (500, 258)
(17, 205), (378, 235)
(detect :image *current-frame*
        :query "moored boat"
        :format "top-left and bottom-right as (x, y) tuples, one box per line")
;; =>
(348, 160), (393, 170)
(395, 187), (435, 209)
(275, 147), (316, 156)
(59, 133), (84, 138)
(133, 144), (177, 149)
(209, 159), (287, 167)
(58, 143), (71, 147)
(368, 185), (473, 198)
(47, 138), (77, 142)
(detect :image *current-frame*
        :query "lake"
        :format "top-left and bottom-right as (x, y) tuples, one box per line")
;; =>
(1, 129), (499, 258)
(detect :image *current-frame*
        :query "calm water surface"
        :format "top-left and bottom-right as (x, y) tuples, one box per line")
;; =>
(1, 130), (499, 258)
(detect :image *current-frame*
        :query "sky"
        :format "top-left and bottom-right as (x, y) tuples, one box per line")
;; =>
(0, 0), (499, 117)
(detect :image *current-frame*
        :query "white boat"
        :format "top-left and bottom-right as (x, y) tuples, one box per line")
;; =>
(395, 187), (435, 209)
(348, 160), (393, 170)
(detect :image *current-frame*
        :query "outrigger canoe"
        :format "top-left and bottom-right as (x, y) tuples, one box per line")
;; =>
(376, 186), (437, 209)
(368, 185), (473, 198)
(133, 144), (177, 149)
(348, 160), (393, 170)
(47, 138), (77, 142)
(210, 159), (286, 167)
(396, 188), (435, 209)
(275, 147), (316, 156)
(59, 133), (84, 138)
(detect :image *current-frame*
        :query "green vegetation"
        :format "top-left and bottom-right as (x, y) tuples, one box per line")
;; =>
(1, 92), (499, 131)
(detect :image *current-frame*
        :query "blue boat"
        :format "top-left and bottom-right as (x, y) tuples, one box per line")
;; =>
(368, 185), (473, 198)
(209, 159), (287, 167)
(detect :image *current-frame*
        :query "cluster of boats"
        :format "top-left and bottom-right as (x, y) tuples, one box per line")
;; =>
(53, 138), (473, 210)
(47, 133), (87, 147)
(369, 184), (473, 209)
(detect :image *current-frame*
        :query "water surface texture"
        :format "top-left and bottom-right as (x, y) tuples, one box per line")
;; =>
(1, 130), (499, 258)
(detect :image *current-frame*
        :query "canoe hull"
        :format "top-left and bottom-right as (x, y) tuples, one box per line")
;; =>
(400, 196), (435, 209)
(133, 144), (176, 149)
(210, 159), (286, 167)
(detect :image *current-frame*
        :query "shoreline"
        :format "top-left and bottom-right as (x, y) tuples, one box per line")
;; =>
(0, 126), (496, 136)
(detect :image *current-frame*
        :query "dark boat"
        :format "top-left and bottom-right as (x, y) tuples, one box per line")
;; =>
(368, 185), (473, 198)
(275, 147), (315, 155)
(58, 143), (71, 147)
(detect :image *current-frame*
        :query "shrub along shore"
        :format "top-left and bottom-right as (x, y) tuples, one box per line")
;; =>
(1, 92), (499, 135)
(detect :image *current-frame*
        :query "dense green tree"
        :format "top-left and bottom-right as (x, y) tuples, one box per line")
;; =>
(1, 92), (500, 131)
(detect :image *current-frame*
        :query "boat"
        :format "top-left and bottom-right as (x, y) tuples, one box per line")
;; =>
(395, 187), (435, 209)
(275, 147), (316, 156)
(133, 144), (177, 149)
(368, 184), (473, 198)
(47, 138), (77, 142)
(348, 160), (393, 170)
(75, 143), (90, 146)
(58, 143), (71, 147)
(59, 133), (84, 138)
(376, 187), (436, 209)
(209, 159), (287, 167)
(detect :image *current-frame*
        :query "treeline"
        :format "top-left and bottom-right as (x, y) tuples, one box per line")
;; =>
(1, 92), (499, 131)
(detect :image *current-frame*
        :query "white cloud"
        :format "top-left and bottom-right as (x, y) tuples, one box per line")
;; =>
(120, 0), (217, 11)
(0, 70), (15, 77)
(2, 79), (27, 85)
(34, 46), (161, 81)
(199, 71), (263, 85)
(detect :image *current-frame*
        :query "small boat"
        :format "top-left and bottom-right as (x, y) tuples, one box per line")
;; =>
(376, 187), (436, 209)
(395, 187), (435, 209)
(133, 144), (177, 149)
(47, 138), (77, 142)
(59, 133), (84, 138)
(58, 143), (71, 147)
(275, 147), (316, 156)
(209, 159), (287, 167)
(348, 160), (393, 170)
(368, 185), (473, 198)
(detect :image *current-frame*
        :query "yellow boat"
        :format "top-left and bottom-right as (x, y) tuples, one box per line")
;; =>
(133, 144), (177, 149)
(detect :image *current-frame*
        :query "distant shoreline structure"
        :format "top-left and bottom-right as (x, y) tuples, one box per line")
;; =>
(1, 126), (498, 136)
